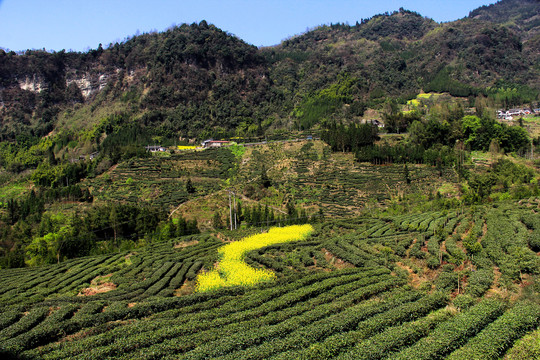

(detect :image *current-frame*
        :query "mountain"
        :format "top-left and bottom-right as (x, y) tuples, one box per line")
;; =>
(468, 0), (540, 76)
(268, 8), (536, 95)
(0, 2), (538, 145)
(469, 0), (540, 41)
(0, 22), (272, 142)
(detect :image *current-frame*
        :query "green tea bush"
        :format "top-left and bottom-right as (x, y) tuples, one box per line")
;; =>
(504, 328), (540, 360)
(388, 298), (506, 360)
(337, 308), (454, 360)
(466, 269), (494, 297)
(447, 301), (540, 360)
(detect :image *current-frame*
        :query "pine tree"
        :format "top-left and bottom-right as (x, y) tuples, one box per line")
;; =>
(404, 163), (411, 184)
(252, 206), (261, 226)
(264, 205), (269, 225)
(187, 219), (200, 234)
(269, 209), (275, 225)
(168, 218), (177, 239)
(212, 211), (224, 229)
(109, 205), (119, 246)
(260, 165), (271, 188)
(7, 199), (19, 225)
(244, 207), (251, 226)
(286, 201), (297, 225)
(186, 178), (196, 194)
(236, 201), (243, 226)
(177, 217), (187, 237)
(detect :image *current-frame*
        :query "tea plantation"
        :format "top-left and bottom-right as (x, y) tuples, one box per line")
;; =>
(1, 201), (538, 359)
(85, 148), (236, 210)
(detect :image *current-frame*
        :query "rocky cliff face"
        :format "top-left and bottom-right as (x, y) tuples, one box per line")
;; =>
(65, 70), (116, 100)
(11, 68), (126, 101)
(8, 71), (105, 102)
(18, 74), (47, 93)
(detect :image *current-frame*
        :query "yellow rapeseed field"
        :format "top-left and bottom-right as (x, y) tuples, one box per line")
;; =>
(196, 224), (314, 292)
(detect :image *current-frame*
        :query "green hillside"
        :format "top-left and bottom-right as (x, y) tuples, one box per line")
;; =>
(469, 0), (540, 41)
(1, 0), (540, 358)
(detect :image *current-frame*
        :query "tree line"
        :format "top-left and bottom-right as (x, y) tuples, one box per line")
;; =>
(321, 121), (379, 153)
(0, 198), (203, 268)
(213, 202), (323, 230)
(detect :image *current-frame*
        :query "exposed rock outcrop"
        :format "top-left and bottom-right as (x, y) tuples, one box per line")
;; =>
(18, 74), (47, 93)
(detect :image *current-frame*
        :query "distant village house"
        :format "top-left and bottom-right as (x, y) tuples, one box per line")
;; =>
(497, 108), (533, 120)
(360, 119), (385, 128)
(145, 145), (167, 152)
(201, 140), (231, 148)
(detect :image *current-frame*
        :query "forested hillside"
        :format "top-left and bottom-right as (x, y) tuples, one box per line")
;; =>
(0, 1), (538, 144)
(469, 0), (540, 41)
(0, 21), (271, 141)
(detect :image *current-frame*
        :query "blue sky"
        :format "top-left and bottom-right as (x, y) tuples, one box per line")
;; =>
(0, 0), (497, 52)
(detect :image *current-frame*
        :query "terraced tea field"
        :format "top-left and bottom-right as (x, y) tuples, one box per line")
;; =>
(85, 148), (235, 210)
(236, 142), (458, 217)
(292, 160), (456, 216)
(1, 203), (538, 359)
(79, 141), (459, 227)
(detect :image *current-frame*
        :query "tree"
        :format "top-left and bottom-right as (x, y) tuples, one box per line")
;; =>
(404, 163), (411, 184)
(212, 211), (224, 229)
(186, 219), (200, 234)
(264, 205), (269, 225)
(176, 217), (187, 236)
(243, 206), (251, 225)
(167, 218), (177, 239)
(465, 173), (496, 204)
(7, 199), (19, 225)
(269, 208), (275, 225)
(186, 178), (196, 194)
(286, 201), (297, 224)
(251, 205), (261, 225)
(499, 125), (529, 153)
(236, 201), (243, 226)
(25, 235), (51, 267)
(489, 139), (500, 166)
(260, 165), (271, 188)
(109, 204), (119, 246)
(25, 225), (71, 266)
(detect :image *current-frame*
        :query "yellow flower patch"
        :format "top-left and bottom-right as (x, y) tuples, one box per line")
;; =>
(196, 224), (314, 292)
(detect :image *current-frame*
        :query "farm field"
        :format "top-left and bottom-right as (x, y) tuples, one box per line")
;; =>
(77, 140), (459, 229)
(232, 140), (458, 218)
(1, 202), (538, 359)
(84, 147), (236, 211)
